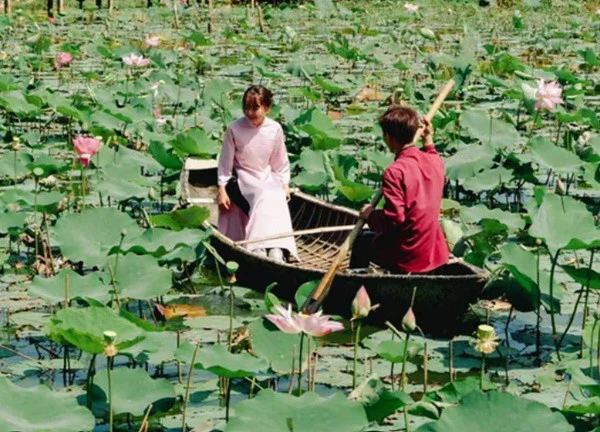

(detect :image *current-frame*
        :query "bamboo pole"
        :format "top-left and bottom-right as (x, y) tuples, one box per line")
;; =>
(107, 0), (113, 10)
(302, 79), (456, 314)
(257, 4), (265, 33)
(234, 225), (358, 247)
(58, 0), (65, 14)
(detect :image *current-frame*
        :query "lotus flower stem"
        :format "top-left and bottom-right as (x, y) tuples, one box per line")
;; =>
(182, 341), (200, 432)
(306, 335), (312, 392)
(352, 320), (362, 389)
(33, 175), (39, 264)
(449, 339), (454, 382)
(137, 404), (153, 432)
(423, 342), (428, 393)
(288, 344), (296, 395)
(80, 166), (86, 210)
(504, 306), (513, 386)
(401, 332), (411, 432)
(590, 318), (599, 379)
(480, 352), (485, 391)
(86, 354), (97, 410)
(297, 332), (305, 394)
(535, 245), (541, 361)
(526, 109), (540, 145)
(548, 249), (562, 360)
(107, 357), (114, 432)
(580, 249), (596, 357)
(225, 378), (232, 422)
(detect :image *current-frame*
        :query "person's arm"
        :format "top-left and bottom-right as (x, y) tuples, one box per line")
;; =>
(217, 127), (235, 210)
(420, 116), (437, 154)
(363, 168), (406, 233)
(270, 126), (291, 199)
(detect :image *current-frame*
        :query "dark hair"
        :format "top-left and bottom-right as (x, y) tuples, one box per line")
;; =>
(378, 105), (419, 145)
(242, 85), (273, 110)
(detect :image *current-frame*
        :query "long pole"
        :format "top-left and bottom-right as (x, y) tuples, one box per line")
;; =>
(302, 79), (456, 314)
(234, 225), (357, 246)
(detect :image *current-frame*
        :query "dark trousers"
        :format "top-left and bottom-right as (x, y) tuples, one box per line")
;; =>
(350, 231), (381, 269)
(226, 175), (250, 216)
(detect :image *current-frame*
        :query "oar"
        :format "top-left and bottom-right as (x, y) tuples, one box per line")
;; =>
(302, 79), (456, 314)
(235, 225), (359, 246)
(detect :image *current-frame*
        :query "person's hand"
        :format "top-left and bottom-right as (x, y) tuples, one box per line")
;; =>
(420, 116), (433, 146)
(283, 184), (291, 201)
(218, 186), (231, 210)
(359, 204), (373, 221)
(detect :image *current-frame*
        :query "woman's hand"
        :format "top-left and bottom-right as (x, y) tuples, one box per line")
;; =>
(283, 184), (291, 201)
(218, 186), (231, 210)
(359, 204), (373, 221)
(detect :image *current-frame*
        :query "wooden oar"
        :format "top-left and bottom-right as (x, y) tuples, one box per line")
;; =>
(302, 79), (456, 314)
(235, 225), (359, 246)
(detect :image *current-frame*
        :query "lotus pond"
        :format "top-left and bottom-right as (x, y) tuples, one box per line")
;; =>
(0, 0), (599, 431)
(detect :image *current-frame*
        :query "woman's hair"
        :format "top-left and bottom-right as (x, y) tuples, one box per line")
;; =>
(378, 105), (419, 145)
(242, 85), (273, 110)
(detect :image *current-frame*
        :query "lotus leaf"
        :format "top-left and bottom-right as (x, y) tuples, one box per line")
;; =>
(28, 269), (110, 303)
(561, 265), (600, 290)
(445, 143), (496, 180)
(349, 375), (413, 422)
(416, 391), (573, 432)
(529, 136), (582, 173)
(176, 342), (268, 378)
(366, 338), (424, 364)
(461, 110), (520, 150)
(92, 368), (176, 416)
(0, 377), (95, 432)
(47, 306), (145, 354)
(461, 204), (525, 233)
(54, 207), (142, 267)
(151, 206), (210, 231)
(170, 129), (220, 157)
(294, 107), (344, 150)
(225, 389), (369, 432)
(529, 193), (600, 254)
(0, 211), (27, 234)
(105, 253), (173, 300)
(249, 318), (307, 373)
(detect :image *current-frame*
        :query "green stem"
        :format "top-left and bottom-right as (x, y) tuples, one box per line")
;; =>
(590, 319), (598, 379)
(535, 246), (541, 362)
(225, 377), (232, 422)
(34, 177), (39, 266)
(86, 354), (97, 410)
(182, 341), (200, 432)
(228, 282), (235, 352)
(297, 333), (305, 394)
(580, 249), (596, 356)
(352, 320), (362, 389)
(107, 357), (113, 432)
(549, 249), (562, 360)
(480, 353), (485, 391)
(526, 109), (540, 145)
(80, 166), (86, 210)
(401, 332), (410, 432)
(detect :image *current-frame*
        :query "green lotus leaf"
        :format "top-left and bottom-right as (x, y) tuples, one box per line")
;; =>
(121, 227), (210, 257)
(423, 376), (496, 405)
(92, 368), (176, 416)
(0, 90), (41, 117)
(170, 129), (220, 158)
(529, 193), (600, 254)
(176, 342), (268, 378)
(365, 338), (424, 364)
(151, 206), (210, 231)
(47, 306), (145, 354)
(293, 170), (329, 191)
(0, 211), (27, 234)
(225, 389), (369, 432)
(461, 110), (520, 150)
(416, 391), (574, 432)
(462, 167), (514, 193)
(294, 107), (344, 150)
(297, 148), (326, 173)
(461, 204), (524, 233)
(28, 269), (110, 304)
(445, 143), (496, 180)
(54, 208), (142, 267)
(249, 318), (306, 373)
(561, 264), (600, 290)
(105, 253), (173, 300)
(349, 375), (413, 422)
(0, 151), (33, 179)
(529, 136), (582, 174)
(203, 78), (233, 103)
(0, 377), (95, 432)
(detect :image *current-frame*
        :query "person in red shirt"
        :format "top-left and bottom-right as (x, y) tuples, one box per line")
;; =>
(350, 105), (449, 274)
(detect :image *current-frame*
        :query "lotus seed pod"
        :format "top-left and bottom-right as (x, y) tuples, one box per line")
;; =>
(32, 167), (44, 177)
(401, 307), (417, 333)
(351, 286), (371, 320)
(535, 238), (542, 246)
(103, 330), (117, 344)
(476, 324), (495, 341)
(226, 261), (239, 276)
(121, 229), (127, 237)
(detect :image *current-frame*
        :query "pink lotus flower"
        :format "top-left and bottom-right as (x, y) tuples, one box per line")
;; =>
(265, 304), (344, 337)
(404, 2), (420, 13)
(122, 53), (151, 68)
(48, 16), (56, 24)
(73, 136), (102, 167)
(535, 79), (564, 111)
(144, 35), (160, 48)
(55, 52), (73, 69)
(351, 286), (371, 320)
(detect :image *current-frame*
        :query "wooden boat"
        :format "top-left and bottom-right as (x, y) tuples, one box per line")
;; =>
(181, 159), (489, 335)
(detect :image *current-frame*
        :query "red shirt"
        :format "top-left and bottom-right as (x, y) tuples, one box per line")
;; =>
(367, 144), (449, 273)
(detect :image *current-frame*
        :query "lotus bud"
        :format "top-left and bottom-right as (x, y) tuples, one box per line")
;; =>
(555, 178), (566, 196)
(148, 186), (156, 200)
(535, 238), (542, 246)
(40, 175), (57, 188)
(351, 286), (371, 320)
(11, 136), (21, 151)
(401, 307), (417, 333)
(103, 330), (117, 357)
(121, 229), (127, 237)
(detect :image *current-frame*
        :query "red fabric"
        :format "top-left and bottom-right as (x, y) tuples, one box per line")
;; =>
(367, 144), (449, 273)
